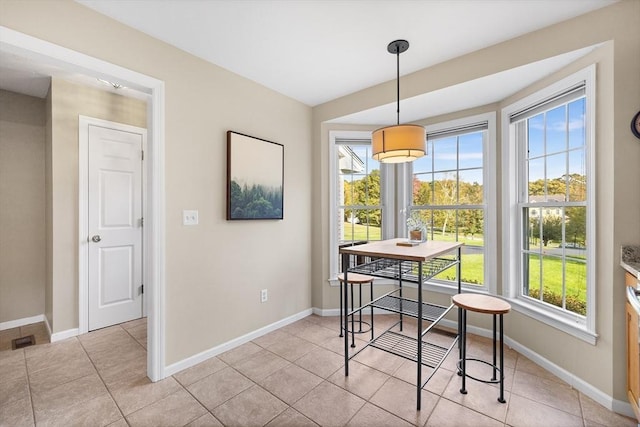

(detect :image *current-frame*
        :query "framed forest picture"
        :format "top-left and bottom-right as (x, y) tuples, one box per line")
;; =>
(226, 131), (284, 220)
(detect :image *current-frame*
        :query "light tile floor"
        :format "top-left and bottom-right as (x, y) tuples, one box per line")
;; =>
(0, 315), (636, 427)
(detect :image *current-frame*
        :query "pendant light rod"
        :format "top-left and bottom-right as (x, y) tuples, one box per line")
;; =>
(396, 47), (400, 125)
(387, 39), (409, 126)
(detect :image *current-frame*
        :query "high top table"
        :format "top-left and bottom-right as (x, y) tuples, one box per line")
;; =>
(339, 238), (463, 410)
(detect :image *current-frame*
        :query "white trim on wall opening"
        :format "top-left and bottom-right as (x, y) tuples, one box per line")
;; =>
(0, 26), (167, 381)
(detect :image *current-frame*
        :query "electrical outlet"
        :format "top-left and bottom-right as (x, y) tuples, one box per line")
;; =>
(261, 289), (268, 303)
(182, 210), (198, 226)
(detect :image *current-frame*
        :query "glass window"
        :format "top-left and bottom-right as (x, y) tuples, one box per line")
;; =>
(411, 124), (487, 288)
(503, 66), (595, 341)
(518, 96), (588, 317)
(330, 134), (385, 276)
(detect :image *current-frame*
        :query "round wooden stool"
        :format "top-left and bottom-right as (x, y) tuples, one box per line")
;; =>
(337, 272), (374, 348)
(452, 293), (511, 403)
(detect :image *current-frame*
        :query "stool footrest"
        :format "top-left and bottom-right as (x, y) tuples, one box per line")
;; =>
(456, 358), (502, 384)
(341, 320), (372, 335)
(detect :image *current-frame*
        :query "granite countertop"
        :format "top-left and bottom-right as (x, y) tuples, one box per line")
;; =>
(621, 245), (640, 280)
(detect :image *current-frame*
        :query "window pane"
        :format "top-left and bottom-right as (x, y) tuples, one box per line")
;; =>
(458, 133), (483, 169)
(362, 170), (381, 205)
(566, 257), (587, 315)
(523, 252), (541, 298)
(413, 173), (433, 205)
(541, 208), (563, 247)
(546, 151), (566, 179)
(433, 172), (457, 206)
(432, 136), (457, 172)
(413, 152), (432, 173)
(527, 114), (544, 158)
(568, 98), (586, 149)
(459, 209), (484, 286)
(341, 209), (382, 242)
(568, 149), (586, 202)
(541, 254), (564, 309)
(527, 157), (545, 200)
(430, 209), (456, 239)
(545, 105), (567, 154)
(340, 175), (355, 206)
(524, 208), (542, 253)
(565, 206), (586, 250)
(459, 171), (483, 204)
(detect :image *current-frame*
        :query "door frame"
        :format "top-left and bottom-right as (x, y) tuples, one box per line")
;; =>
(79, 116), (147, 332)
(0, 26), (167, 381)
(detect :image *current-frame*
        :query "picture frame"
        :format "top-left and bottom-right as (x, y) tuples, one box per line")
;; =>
(227, 131), (284, 220)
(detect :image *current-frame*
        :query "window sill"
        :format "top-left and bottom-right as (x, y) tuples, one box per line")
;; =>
(507, 297), (597, 345)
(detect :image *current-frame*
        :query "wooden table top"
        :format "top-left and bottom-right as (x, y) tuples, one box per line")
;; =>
(339, 238), (464, 262)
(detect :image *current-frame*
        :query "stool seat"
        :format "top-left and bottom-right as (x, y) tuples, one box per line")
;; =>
(337, 272), (374, 284)
(452, 293), (510, 314)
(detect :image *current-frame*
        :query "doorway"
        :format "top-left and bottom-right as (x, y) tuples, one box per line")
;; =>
(0, 26), (167, 381)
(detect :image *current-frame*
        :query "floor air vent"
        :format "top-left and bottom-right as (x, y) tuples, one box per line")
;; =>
(12, 335), (35, 350)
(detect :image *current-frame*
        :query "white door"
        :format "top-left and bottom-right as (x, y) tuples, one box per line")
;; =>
(88, 124), (144, 331)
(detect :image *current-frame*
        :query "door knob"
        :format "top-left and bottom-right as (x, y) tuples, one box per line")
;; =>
(91, 235), (101, 243)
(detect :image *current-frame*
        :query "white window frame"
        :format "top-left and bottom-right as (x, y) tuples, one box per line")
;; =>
(501, 65), (597, 344)
(407, 112), (497, 295)
(328, 130), (394, 283)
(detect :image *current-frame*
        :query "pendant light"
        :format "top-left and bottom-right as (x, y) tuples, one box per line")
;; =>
(372, 40), (426, 163)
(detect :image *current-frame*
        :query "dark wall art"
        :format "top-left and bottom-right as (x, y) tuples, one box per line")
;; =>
(227, 131), (284, 220)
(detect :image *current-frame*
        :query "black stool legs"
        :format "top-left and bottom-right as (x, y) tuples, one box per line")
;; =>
(458, 309), (506, 403)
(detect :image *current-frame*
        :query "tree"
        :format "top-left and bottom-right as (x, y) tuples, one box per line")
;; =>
(565, 207), (586, 246)
(531, 216), (563, 246)
(434, 173), (457, 235)
(342, 170), (381, 225)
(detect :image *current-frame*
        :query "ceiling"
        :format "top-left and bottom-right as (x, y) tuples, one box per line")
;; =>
(0, 0), (615, 123)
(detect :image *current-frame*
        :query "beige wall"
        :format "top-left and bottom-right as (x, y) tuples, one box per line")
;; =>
(48, 78), (147, 332)
(0, 90), (46, 324)
(0, 0), (313, 365)
(313, 0), (640, 404)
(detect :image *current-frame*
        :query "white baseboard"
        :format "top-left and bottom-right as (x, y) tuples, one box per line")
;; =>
(0, 314), (46, 331)
(164, 308), (313, 378)
(51, 328), (79, 343)
(436, 318), (635, 419)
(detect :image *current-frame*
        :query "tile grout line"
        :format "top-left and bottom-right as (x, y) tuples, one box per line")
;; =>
(172, 373), (226, 426)
(77, 327), (130, 426)
(22, 348), (37, 426)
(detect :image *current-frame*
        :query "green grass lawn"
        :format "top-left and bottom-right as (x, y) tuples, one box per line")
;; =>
(527, 253), (586, 299)
(341, 223), (586, 308)
(342, 222), (381, 241)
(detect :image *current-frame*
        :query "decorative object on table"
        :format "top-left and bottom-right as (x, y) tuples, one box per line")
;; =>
(371, 39), (426, 163)
(406, 211), (428, 243)
(631, 110), (640, 139)
(227, 131), (284, 220)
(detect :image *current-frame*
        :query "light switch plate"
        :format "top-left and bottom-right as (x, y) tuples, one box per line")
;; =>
(183, 210), (198, 226)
